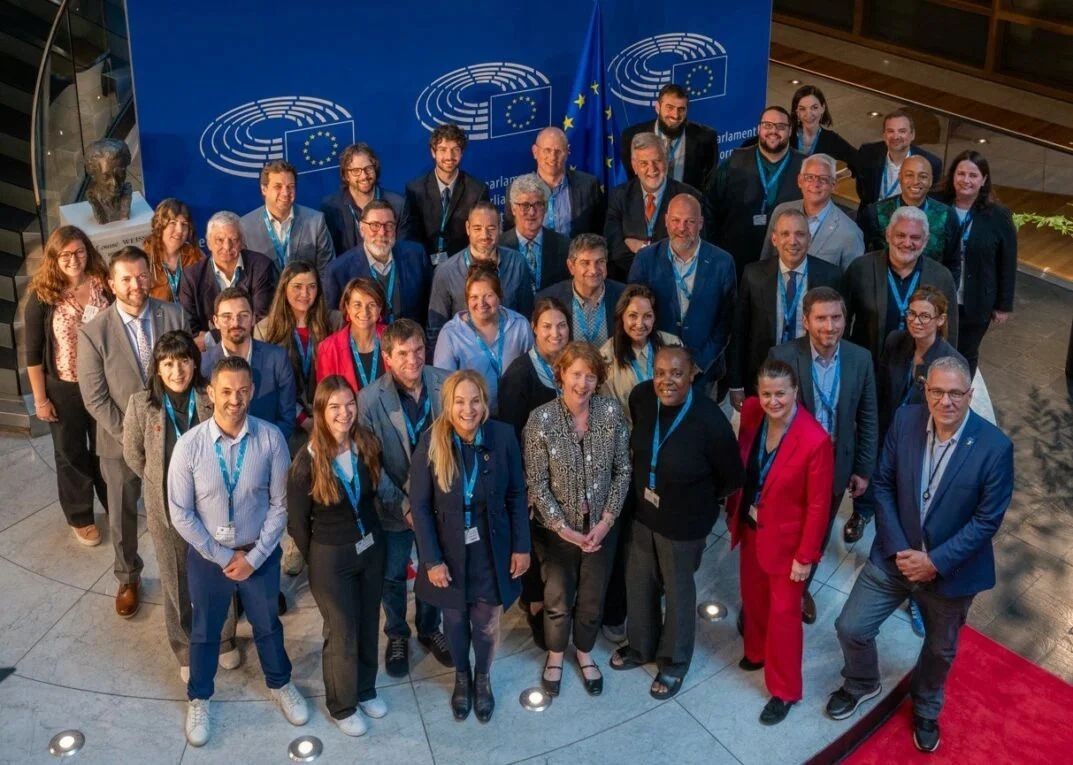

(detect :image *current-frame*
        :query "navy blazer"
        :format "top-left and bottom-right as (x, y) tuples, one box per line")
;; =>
(621, 120), (719, 191)
(404, 170), (490, 257)
(499, 227), (570, 291)
(502, 169), (606, 237)
(322, 240), (431, 324)
(871, 405), (1013, 598)
(200, 340), (297, 440)
(628, 239), (737, 380)
(877, 331), (966, 438)
(854, 142), (943, 208)
(319, 186), (408, 256)
(408, 421), (530, 611)
(535, 278), (624, 334)
(179, 250), (278, 337)
(604, 177), (702, 280)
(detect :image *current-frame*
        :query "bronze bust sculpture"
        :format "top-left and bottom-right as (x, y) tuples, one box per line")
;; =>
(84, 138), (133, 224)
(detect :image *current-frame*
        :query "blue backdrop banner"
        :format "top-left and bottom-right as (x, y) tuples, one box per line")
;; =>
(126, 0), (771, 237)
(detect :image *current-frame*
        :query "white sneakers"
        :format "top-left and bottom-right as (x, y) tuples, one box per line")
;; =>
(218, 647), (242, 670)
(185, 699), (210, 746)
(272, 681), (310, 725)
(335, 712), (369, 737)
(359, 697), (388, 718)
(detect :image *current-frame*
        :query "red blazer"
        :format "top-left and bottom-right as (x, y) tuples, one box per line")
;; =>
(314, 323), (386, 394)
(727, 397), (834, 575)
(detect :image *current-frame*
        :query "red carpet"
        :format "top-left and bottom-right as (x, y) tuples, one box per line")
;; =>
(845, 627), (1073, 764)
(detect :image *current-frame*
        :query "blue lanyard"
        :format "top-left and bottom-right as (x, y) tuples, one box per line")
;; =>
(262, 209), (291, 271)
(436, 187), (452, 251)
(213, 434), (249, 523)
(347, 187), (383, 232)
(901, 362), (921, 407)
(453, 430), (483, 527)
(879, 150), (911, 200)
(466, 311), (506, 377)
(778, 263), (807, 340)
(754, 407), (796, 504)
(755, 150), (791, 214)
(402, 393), (432, 447)
(649, 388), (693, 489)
(572, 293), (606, 344)
(812, 357), (841, 428)
(163, 259), (182, 302)
(645, 189), (662, 238)
(349, 334), (381, 388)
(544, 181), (565, 230)
(331, 449), (366, 535)
(669, 248), (699, 303)
(529, 347), (557, 390)
(809, 203), (833, 235)
(797, 126), (821, 156)
(371, 262), (397, 321)
(957, 209), (973, 252)
(163, 391), (196, 440)
(629, 342), (653, 383)
(887, 268), (921, 331)
(293, 329), (313, 379)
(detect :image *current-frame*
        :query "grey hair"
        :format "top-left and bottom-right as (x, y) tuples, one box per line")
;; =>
(928, 355), (972, 387)
(801, 153), (837, 179)
(509, 173), (550, 204)
(205, 210), (243, 242)
(887, 204), (930, 240)
(631, 131), (667, 162)
(772, 206), (809, 231)
(568, 232), (608, 261)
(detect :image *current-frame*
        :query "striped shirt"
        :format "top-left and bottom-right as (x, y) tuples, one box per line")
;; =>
(167, 414), (290, 570)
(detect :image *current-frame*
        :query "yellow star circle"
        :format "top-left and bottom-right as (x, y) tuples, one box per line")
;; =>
(302, 129), (340, 168)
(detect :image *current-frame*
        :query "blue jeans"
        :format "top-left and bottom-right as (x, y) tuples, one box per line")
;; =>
(835, 559), (973, 720)
(187, 545), (291, 700)
(381, 529), (440, 638)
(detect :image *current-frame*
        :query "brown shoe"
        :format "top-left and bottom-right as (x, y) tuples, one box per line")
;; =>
(72, 524), (101, 547)
(116, 582), (140, 618)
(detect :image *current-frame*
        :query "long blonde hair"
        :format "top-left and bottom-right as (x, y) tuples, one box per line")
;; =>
(304, 376), (382, 506)
(427, 370), (489, 493)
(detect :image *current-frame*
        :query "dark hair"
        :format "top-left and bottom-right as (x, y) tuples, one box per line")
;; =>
(611, 284), (666, 369)
(340, 276), (386, 317)
(789, 85), (834, 134)
(338, 142), (380, 185)
(259, 159), (296, 187)
(657, 83), (688, 102)
(936, 150), (996, 210)
(147, 330), (206, 407)
(759, 105), (791, 123)
(360, 199), (396, 221)
(302, 375), (383, 505)
(464, 263), (503, 301)
(802, 286), (846, 318)
(569, 232), (608, 261)
(909, 285), (950, 340)
(382, 318), (426, 355)
(211, 355), (252, 383)
(260, 261), (332, 369)
(531, 296), (570, 330)
(654, 344), (693, 368)
(213, 286), (252, 316)
(553, 341), (608, 389)
(757, 358), (799, 388)
(109, 245), (150, 275)
(884, 108), (915, 132)
(429, 123), (468, 152)
(468, 200), (499, 220)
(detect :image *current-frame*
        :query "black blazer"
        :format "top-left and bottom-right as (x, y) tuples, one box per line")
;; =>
(498, 353), (557, 442)
(854, 142), (943, 208)
(499, 227), (570, 291)
(955, 203), (1017, 324)
(604, 177), (702, 279)
(621, 120), (719, 191)
(502, 169), (606, 237)
(536, 278), (625, 334)
(319, 186), (408, 255)
(178, 249), (278, 337)
(727, 255), (843, 392)
(877, 331), (966, 438)
(403, 170), (490, 257)
(793, 128), (859, 176)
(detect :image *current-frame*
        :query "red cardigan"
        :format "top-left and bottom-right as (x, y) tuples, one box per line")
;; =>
(315, 323), (386, 394)
(727, 396), (834, 575)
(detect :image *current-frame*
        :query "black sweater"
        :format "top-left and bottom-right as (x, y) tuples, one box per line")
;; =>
(498, 353), (557, 442)
(628, 382), (743, 540)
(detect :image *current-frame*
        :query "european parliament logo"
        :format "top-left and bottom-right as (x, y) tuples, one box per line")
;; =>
(608, 33), (728, 107)
(415, 62), (552, 141)
(199, 96), (356, 178)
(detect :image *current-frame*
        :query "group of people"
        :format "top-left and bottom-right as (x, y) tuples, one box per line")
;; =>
(23, 81), (1015, 753)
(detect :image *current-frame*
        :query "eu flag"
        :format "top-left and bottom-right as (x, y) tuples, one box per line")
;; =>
(561, 1), (624, 191)
(490, 86), (553, 138)
(672, 56), (728, 101)
(283, 119), (356, 175)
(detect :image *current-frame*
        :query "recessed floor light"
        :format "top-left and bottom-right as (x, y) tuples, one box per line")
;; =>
(288, 736), (322, 762)
(520, 687), (552, 712)
(698, 601), (728, 622)
(48, 730), (84, 758)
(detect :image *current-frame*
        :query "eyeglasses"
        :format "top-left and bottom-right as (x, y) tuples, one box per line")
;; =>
(512, 201), (546, 212)
(801, 173), (833, 186)
(906, 309), (940, 323)
(760, 121), (791, 132)
(57, 250), (87, 264)
(925, 387), (969, 403)
(346, 165), (376, 177)
(360, 221), (396, 233)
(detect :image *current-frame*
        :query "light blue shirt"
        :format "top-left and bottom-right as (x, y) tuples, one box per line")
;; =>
(810, 342), (841, 437)
(545, 175), (572, 235)
(777, 258), (807, 342)
(167, 415), (290, 570)
(116, 302), (154, 382)
(919, 413), (971, 527)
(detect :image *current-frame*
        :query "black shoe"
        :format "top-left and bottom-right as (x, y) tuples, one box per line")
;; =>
(385, 637), (409, 678)
(527, 609), (547, 651)
(474, 672), (495, 722)
(738, 656), (765, 671)
(825, 684), (883, 720)
(913, 715), (940, 752)
(759, 696), (795, 725)
(418, 630), (453, 667)
(278, 592), (288, 616)
(541, 657), (563, 696)
(578, 661), (603, 696)
(802, 591), (816, 625)
(843, 512), (870, 544)
(451, 670), (472, 721)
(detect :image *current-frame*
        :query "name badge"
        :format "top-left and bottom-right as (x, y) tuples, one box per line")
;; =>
(464, 526), (481, 545)
(81, 304), (100, 323)
(748, 505), (759, 523)
(643, 487), (660, 508)
(752, 214), (768, 227)
(430, 251), (449, 266)
(354, 533), (375, 556)
(215, 524), (237, 546)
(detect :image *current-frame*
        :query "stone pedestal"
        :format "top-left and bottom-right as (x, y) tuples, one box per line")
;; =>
(58, 192), (153, 260)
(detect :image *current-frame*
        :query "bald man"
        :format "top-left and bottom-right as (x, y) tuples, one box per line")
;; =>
(502, 127), (605, 237)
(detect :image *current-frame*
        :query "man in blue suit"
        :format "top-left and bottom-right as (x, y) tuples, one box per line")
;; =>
(825, 356), (1013, 753)
(628, 193), (736, 394)
(322, 200), (430, 323)
(200, 288), (297, 442)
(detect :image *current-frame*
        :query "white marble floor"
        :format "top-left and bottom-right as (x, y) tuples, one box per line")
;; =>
(0, 429), (924, 765)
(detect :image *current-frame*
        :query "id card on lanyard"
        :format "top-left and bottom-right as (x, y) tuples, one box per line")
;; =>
(333, 449), (374, 555)
(754, 150), (791, 226)
(454, 431), (483, 544)
(645, 388), (693, 508)
(213, 435), (250, 546)
(750, 409), (796, 521)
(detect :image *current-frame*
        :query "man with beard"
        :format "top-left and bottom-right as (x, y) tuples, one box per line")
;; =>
(707, 106), (805, 282)
(78, 246), (188, 617)
(322, 200), (431, 324)
(320, 143), (409, 255)
(621, 84), (719, 192)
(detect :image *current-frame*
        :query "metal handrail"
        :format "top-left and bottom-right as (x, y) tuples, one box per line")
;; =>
(28, 0), (73, 210)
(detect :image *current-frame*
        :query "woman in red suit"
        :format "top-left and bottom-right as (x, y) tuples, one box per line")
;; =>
(727, 358), (834, 726)
(315, 277), (387, 394)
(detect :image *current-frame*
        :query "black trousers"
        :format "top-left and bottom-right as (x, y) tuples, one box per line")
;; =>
(442, 601), (501, 675)
(520, 515), (545, 606)
(625, 522), (706, 678)
(956, 309), (990, 379)
(535, 523), (620, 653)
(45, 376), (107, 527)
(307, 539), (385, 718)
(805, 491), (846, 590)
(601, 493), (634, 628)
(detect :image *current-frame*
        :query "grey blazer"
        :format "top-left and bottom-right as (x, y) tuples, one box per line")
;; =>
(77, 299), (188, 458)
(760, 199), (866, 271)
(768, 337), (878, 493)
(357, 366), (450, 531)
(240, 204), (335, 273)
(123, 388), (213, 527)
